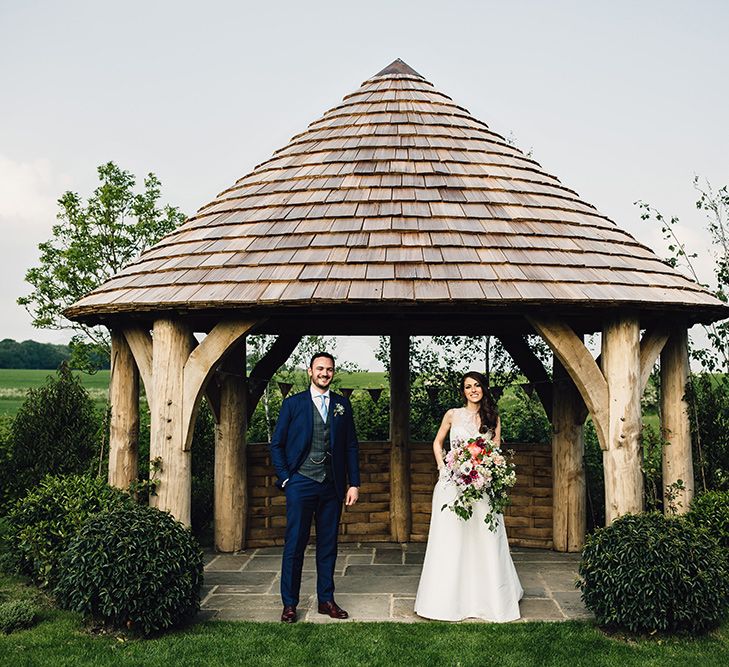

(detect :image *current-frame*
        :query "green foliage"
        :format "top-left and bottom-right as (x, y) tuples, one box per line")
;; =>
(350, 389), (389, 440)
(7, 474), (130, 588)
(1, 364), (102, 510)
(579, 512), (729, 634)
(499, 389), (551, 444)
(190, 402), (216, 542)
(687, 373), (729, 491)
(689, 490), (729, 549)
(583, 420), (605, 531)
(0, 338), (72, 370)
(54, 503), (204, 636)
(0, 599), (38, 634)
(18, 162), (185, 372)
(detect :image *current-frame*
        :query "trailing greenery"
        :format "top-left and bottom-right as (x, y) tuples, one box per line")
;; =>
(689, 490), (729, 548)
(579, 512), (729, 634)
(0, 599), (37, 634)
(7, 474), (131, 588)
(0, 365), (101, 511)
(54, 503), (204, 636)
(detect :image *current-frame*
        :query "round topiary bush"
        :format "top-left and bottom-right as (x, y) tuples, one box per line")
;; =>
(8, 474), (130, 587)
(578, 512), (729, 634)
(689, 490), (729, 549)
(54, 503), (204, 636)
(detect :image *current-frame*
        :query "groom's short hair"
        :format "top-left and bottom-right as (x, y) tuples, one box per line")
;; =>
(309, 352), (335, 369)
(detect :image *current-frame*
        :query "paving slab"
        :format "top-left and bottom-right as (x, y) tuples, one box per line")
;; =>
(553, 591), (593, 620)
(303, 594), (391, 622)
(201, 544), (585, 623)
(205, 554), (252, 571)
(518, 598), (565, 621)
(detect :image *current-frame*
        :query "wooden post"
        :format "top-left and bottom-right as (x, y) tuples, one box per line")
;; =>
(150, 319), (193, 525)
(552, 358), (586, 551)
(390, 334), (411, 542)
(108, 329), (139, 491)
(660, 327), (694, 513)
(214, 341), (248, 552)
(601, 315), (643, 523)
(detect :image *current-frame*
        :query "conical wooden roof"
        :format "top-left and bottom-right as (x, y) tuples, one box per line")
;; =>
(66, 59), (726, 324)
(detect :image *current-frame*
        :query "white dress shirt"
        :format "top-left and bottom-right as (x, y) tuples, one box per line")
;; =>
(310, 386), (330, 421)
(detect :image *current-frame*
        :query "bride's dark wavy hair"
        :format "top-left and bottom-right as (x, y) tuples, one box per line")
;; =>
(459, 371), (498, 433)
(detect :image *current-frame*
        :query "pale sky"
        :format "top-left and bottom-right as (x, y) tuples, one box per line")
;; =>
(1, 0), (727, 370)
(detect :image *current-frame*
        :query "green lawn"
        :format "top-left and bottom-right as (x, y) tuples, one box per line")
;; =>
(1, 604), (727, 666)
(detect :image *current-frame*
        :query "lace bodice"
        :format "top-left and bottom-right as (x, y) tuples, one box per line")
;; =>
(450, 407), (494, 445)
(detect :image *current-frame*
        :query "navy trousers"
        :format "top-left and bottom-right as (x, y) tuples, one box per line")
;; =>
(281, 473), (342, 607)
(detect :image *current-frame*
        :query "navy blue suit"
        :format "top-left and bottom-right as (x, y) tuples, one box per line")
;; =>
(269, 390), (360, 606)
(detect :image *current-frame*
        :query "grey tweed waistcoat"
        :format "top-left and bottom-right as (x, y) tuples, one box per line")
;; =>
(298, 399), (331, 483)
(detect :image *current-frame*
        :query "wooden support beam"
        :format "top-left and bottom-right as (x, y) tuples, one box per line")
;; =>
(498, 335), (553, 422)
(551, 358), (586, 552)
(182, 320), (257, 451)
(123, 326), (154, 409)
(639, 326), (670, 393)
(602, 315), (643, 523)
(108, 330), (139, 491)
(389, 334), (411, 542)
(214, 340), (248, 552)
(660, 327), (694, 514)
(527, 316), (609, 451)
(150, 319), (194, 524)
(246, 334), (302, 421)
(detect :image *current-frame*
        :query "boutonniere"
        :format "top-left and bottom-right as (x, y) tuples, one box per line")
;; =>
(333, 403), (345, 417)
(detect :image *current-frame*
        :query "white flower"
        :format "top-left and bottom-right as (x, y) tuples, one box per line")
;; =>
(459, 461), (473, 475)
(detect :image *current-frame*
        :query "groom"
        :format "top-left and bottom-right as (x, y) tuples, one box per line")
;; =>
(269, 352), (360, 623)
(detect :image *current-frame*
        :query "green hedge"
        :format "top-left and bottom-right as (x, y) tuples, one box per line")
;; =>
(579, 512), (729, 634)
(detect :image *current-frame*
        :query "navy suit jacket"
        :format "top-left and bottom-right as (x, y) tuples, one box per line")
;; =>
(269, 390), (361, 501)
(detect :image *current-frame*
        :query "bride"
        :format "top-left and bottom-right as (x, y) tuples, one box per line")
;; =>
(414, 371), (523, 622)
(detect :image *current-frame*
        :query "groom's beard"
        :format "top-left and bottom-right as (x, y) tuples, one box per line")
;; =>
(312, 377), (332, 390)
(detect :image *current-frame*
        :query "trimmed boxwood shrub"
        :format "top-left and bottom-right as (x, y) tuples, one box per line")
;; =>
(578, 512), (729, 634)
(689, 490), (729, 548)
(54, 503), (204, 636)
(8, 474), (130, 587)
(0, 599), (38, 634)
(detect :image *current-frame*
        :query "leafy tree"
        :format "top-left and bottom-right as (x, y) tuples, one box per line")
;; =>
(18, 162), (185, 372)
(0, 339), (72, 369)
(1, 365), (101, 511)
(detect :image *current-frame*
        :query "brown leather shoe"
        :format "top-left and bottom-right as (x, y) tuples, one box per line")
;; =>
(281, 605), (297, 623)
(318, 599), (349, 619)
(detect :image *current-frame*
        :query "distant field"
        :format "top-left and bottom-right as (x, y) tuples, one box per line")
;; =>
(0, 369), (110, 416)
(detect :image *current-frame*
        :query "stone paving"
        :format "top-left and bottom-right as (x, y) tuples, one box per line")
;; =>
(201, 543), (592, 623)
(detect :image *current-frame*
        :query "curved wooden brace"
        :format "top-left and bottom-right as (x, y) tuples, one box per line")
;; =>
(122, 326), (154, 410)
(497, 335), (554, 423)
(181, 320), (258, 451)
(527, 316), (609, 451)
(639, 326), (670, 393)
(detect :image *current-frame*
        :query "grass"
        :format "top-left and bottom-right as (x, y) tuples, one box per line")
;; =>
(1, 601), (727, 666)
(0, 369), (110, 417)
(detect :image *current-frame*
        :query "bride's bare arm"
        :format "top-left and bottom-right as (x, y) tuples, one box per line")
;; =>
(494, 415), (502, 446)
(432, 409), (453, 470)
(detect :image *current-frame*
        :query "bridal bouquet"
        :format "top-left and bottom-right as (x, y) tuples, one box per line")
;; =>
(441, 436), (516, 531)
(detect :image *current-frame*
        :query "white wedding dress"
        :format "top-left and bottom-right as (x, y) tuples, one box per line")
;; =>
(414, 407), (523, 622)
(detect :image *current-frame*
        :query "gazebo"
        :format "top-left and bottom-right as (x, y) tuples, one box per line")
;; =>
(66, 59), (728, 553)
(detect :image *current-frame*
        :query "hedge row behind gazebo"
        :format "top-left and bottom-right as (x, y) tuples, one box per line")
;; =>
(66, 59), (728, 552)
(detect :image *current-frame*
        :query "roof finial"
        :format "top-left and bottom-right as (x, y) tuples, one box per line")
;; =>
(374, 58), (423, 78)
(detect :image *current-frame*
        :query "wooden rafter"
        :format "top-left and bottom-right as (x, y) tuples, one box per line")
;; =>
(527, 316), (608, 450)
(639, 326), (670, 393)
(497, 335), (554, 422)
(182, 320), (258, 451)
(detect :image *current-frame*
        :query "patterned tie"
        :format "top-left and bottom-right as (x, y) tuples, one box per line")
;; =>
(320, 394), (328, 421)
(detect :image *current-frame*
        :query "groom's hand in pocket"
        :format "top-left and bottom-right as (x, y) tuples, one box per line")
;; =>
(345, 486), (359, 506)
